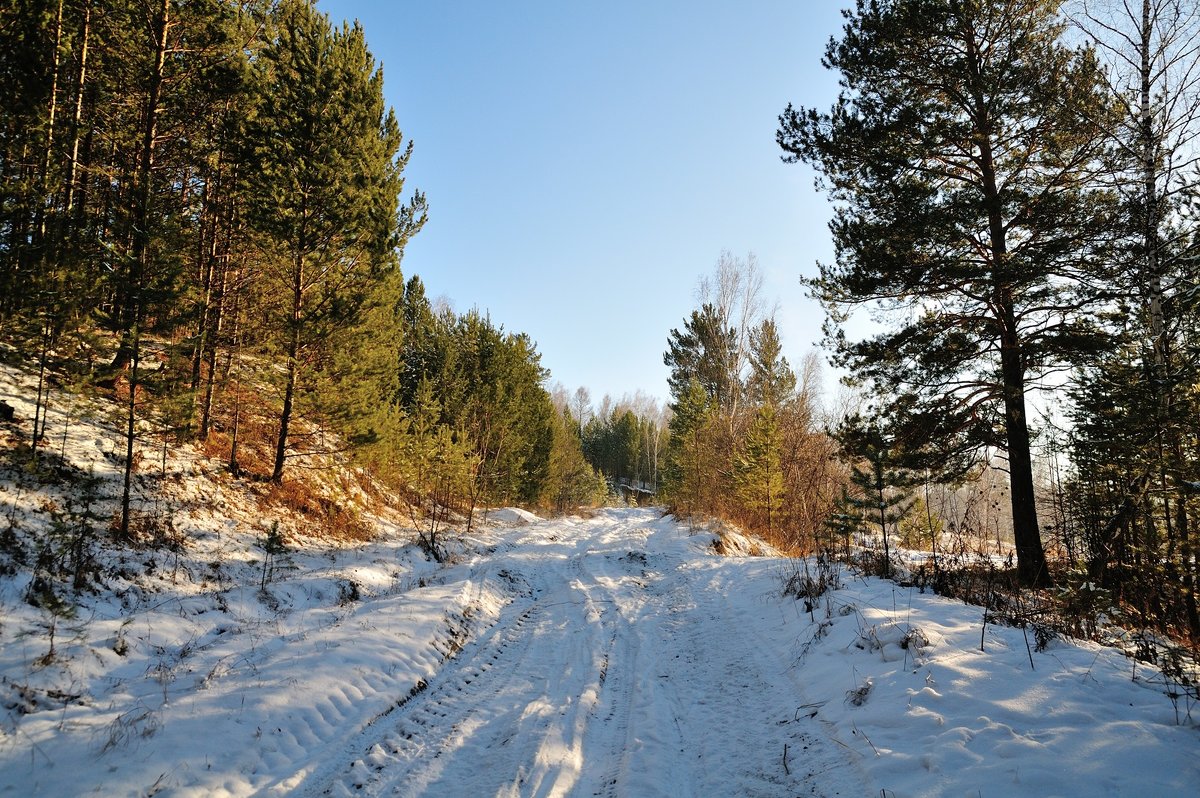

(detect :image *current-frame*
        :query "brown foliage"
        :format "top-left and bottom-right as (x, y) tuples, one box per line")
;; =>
(262, 479), (373, 543)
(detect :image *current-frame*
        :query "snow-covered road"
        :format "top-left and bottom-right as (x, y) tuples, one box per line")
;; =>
(278, 510), (865, 797)
(3, 504), (1196, 797)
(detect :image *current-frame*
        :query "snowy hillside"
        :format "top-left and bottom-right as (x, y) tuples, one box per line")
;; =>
(0, 363), (1197, 797)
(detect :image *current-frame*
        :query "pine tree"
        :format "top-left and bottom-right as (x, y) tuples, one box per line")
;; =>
(824, 487), (861, 556)
(735, 403), (784, 536)
(899, 495), (943, 550)
(446, 312), (554, 516)
(746, 318), (795, 408)
(542, 404), (605, 513)
(664, 304), (739, 412)
(243, 0), (420, 482)
(664, 379), (718, 525)
(734, 317), (796, 537)
(779, 0), (1118, 586)
(401, 378), (473, 561)
(104, 0), (251, 536)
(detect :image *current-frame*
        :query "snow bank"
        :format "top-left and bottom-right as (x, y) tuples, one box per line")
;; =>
(485, 507), (542, 526)
(769, 562), (1199, 796)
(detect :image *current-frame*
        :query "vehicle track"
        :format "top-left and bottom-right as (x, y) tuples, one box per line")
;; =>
(277, 510), (863, 797)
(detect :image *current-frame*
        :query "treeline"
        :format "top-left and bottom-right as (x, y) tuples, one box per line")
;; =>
(776, 0), (1200, 641)
(659, 254), (841, 549)
(569, 388), (666, 494)
(351, 277), (605, 556)
(0, 0), (599, 544)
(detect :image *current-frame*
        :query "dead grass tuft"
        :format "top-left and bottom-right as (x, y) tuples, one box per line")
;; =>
(262, 479), (374, 543)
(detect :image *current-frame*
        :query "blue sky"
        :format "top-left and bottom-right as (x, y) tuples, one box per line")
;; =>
(319, 1), (848, 406)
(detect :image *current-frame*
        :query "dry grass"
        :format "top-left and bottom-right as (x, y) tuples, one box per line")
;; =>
(261, 478), (374, 543)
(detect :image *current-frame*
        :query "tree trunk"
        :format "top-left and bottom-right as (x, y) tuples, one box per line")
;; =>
(1139, 0), (1167, 378)
(198, 253), (228, 440)
(877, 469), (890, 578)
(118, 326), (140, 539)
(190, 180), (218, 391)
(62, 0), (91, 225)
(119, 0), (171, 537)
(999, 315), (1049, 587)
(1177, 491), (1200, 638)
(229, 336), (242, 476)
(32, 325), (51, 455)
(34, 0), (65, 250)
(272, 251), (303, 482)
(961, 20), (1050, 588)
(111, 0), (170, 374)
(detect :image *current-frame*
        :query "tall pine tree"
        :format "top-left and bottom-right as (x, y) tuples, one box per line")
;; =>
(243, 0), (418, 482)
(779, 0), (1117, 586)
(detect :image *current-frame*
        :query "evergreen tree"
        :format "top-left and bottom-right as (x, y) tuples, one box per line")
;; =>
(734, 317), (796, 536)
(735, 403), (784, 536)
(396, 275), (449, 412)
(242, 0), (421, 482)
(900, 494), (944, 550)
(1068, 0), (1200, 637)
(779, 0), (1117, 586)
(823, 487), (861, 555)
(320, 267), (409, 453)
(104, 0), (253, 536)
(664, 304), (738, 412)
(401, 378), (473, 561)
(449, 312), (553, 515)
(746, 318), (796, 408)
(837, 417), (917, 578)
(580, 400), (665, 492)
(542, 403), (606, 513)
(664, 379), (718, 525)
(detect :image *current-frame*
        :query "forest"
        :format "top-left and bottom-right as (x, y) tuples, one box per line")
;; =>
(1, 0), (1199, 673)
(0, 0), (605, 560)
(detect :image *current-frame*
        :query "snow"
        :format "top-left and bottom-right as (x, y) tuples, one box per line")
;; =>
(3, 507), (1196, 796)
(486, 507), (543, 526)
(1, 363), (1197, 796)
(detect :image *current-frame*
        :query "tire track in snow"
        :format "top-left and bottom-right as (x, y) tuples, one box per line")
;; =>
(574, 545), (695, 798)
(672, 559), (870, 797)
(300, 525), (636, 797)
(577, 521), (865, 797)
(273, 509), (865, 797)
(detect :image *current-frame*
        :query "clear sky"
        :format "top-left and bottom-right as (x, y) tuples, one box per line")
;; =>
(317, 1), (849, 407)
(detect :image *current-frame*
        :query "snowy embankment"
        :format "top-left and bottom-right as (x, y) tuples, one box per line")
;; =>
(0, 362), (1196, 796)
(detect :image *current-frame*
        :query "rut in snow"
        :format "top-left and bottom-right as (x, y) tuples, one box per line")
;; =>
(281, 509), (863, 798)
